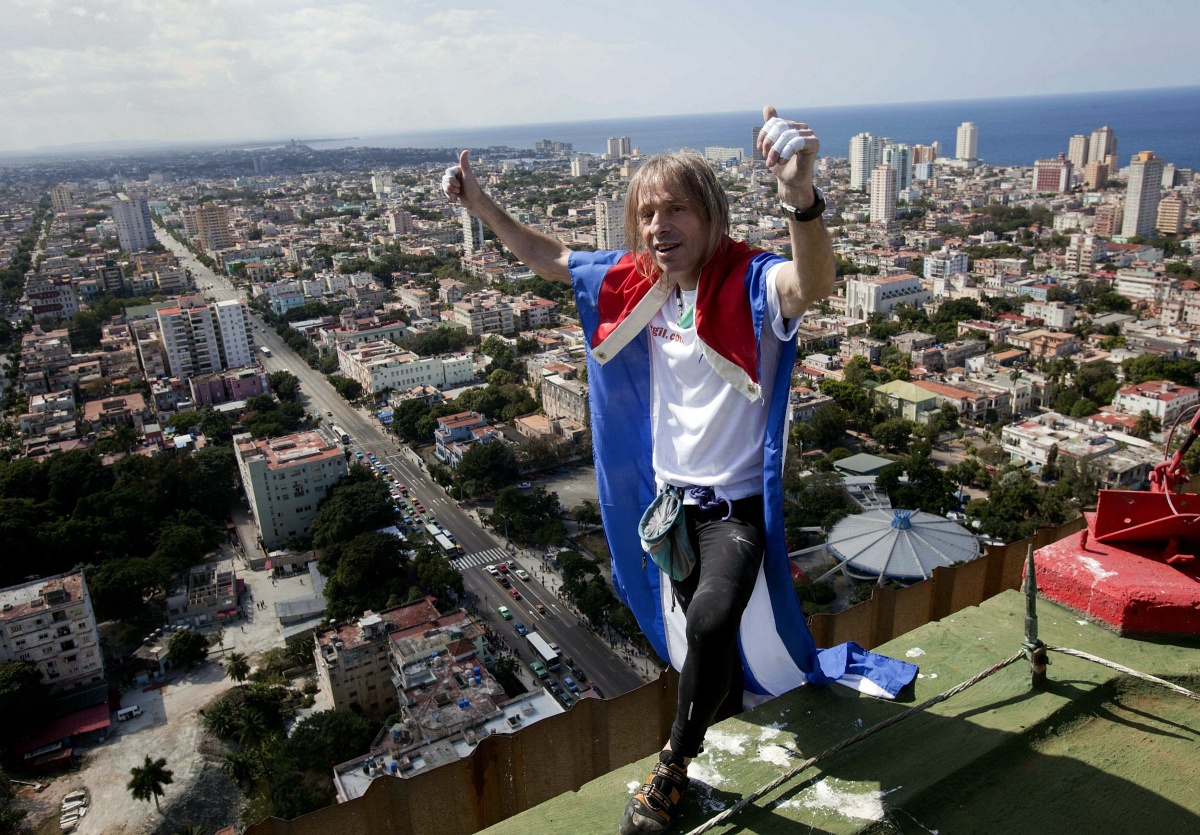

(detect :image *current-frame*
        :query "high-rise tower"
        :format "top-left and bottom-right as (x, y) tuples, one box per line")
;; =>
(112, 196), (156, 252)
(870, 165), (897, 224)
(1121, 151), (1165, 238)
(850, 133), (884, 191)
(955, 122), (978, 163)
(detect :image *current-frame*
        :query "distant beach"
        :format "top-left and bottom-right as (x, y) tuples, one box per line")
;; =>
(307, 86), (1200, 171)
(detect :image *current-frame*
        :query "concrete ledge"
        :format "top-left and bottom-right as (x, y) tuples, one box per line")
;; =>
(1037, 513), (1200, 635)
(482, 590), (1200, 834)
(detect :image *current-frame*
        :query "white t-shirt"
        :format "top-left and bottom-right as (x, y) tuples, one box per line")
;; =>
(648, 262), (798, 502)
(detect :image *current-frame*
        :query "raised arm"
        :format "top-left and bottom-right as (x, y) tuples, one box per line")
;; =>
(442, 150), (572, 285)
(757, 106), (836, 319)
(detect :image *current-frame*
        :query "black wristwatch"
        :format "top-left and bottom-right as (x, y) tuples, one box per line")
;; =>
(780, 186), (826, 223)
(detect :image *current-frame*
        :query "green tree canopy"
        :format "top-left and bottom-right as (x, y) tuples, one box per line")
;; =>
(320, 532), (410, 622)
(455, 441), (519, 496)
(309, 469), (394, 549)
(167, 629), (209, 668)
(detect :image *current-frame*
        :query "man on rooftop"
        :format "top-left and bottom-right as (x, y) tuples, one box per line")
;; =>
(443, 106), (915, 833)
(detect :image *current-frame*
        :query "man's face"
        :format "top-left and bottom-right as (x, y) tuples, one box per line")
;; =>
(638, 188), (708, 285)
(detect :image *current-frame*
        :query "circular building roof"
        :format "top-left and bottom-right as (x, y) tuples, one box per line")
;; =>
(826, 509), (980, 582)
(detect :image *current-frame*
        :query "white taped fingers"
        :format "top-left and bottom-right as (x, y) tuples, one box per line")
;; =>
(761, 117), (807, 162)
(441, 165), (460, 198)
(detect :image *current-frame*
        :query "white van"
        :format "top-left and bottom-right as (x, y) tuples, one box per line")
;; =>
(117, 705), (143, 721)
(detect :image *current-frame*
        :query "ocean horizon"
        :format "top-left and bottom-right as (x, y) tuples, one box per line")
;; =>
(309, 85), (1200, 172)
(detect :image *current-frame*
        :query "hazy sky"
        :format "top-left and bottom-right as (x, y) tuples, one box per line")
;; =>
(3, 0), (1198, 152)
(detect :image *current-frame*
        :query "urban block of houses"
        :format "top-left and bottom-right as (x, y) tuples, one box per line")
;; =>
(1000, 412), (1157, 489)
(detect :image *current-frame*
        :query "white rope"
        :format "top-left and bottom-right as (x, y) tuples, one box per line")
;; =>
(682, 645), (1199, 834)
(681, 651), (1025, 835)
(1047, 646), (1200, 702)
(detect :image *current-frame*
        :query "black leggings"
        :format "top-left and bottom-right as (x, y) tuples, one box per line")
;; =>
(668, 494), (765, 759)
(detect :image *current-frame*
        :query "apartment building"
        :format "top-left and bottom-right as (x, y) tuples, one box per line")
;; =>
(19, 326), (73, 395)
(924, 249), (969, 280)
(434, 411), (502, 467)
(314, 599), (491, 720)
(396, 283), (433, 318)
(1001, 412), (1119, 469)
(112, 196), (156, 252)
(451, 293), (516, 337)
(25, 274), (80, 322)
(1111, 380), (1199, 427)
(157, 299), (253, 380)
(337, 340), (472, 394)
(1064, 234), (1107, 273)
(596, 195), (625, 250)
(189, 204), (235, 252)
(235, 431), (349, 551)
(0, 572), (104, 696)
(1032, 155), (1072, 193)
(189, 366), (270, 407)
(1113, 268), (1176, 305)
(541, 373), (589, 425)
(1022, 301), (1076, 330)
(1006, 328), (1080, 360)
(1121, 152), (1164, 239)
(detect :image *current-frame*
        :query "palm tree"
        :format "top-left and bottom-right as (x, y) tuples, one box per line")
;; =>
(1133, 410), (1162, 441)
(224, 652), (250, 686)
(127, 755), (174, 812)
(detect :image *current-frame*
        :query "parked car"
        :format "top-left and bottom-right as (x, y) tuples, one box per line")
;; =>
(559, 691), (576, 708)
(571, 665), (587, 682)
(514, 621), (528, 636)
(547, 680), (561, 695)
(530, 660), (549, 679)
(589, 686), (605, 699)
(562, 676), (580, 693)
(498, 605), (512, 620)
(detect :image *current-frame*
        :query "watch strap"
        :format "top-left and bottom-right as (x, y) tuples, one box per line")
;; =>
(781, 186), (826, 223)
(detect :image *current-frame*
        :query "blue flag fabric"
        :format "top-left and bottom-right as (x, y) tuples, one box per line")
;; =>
(570, 247), (918, 701)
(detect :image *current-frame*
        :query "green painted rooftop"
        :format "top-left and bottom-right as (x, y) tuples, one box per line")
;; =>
(481, 590), (1200, 834)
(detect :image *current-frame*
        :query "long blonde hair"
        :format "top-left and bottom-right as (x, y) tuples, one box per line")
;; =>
(623, 152), (729, 281)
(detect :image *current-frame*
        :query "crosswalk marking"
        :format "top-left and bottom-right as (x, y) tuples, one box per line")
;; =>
(452, 546), (509, 571)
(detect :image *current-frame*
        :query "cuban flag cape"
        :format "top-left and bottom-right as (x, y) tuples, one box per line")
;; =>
(570, 239), (917, 703)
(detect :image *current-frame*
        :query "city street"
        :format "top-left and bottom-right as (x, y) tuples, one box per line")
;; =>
(159, 231), (651, 699)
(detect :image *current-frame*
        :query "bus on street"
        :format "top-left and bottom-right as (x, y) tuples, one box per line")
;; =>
(330, 424), (349, 444)
(527, 633), (560, 671)
(259, 345), (271, 357)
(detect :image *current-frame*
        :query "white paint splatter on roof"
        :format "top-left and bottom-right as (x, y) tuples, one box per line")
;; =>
(704, 728), (747, 756)
(753, 744), (793, 768)
(906, 647), (926, 658)
(775, 778), (895, 822)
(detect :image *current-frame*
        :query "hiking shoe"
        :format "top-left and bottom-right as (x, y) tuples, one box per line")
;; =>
(619, 750), (689, 833)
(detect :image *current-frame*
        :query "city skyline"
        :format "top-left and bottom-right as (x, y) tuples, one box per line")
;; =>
(4, 0), (1199, 154)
